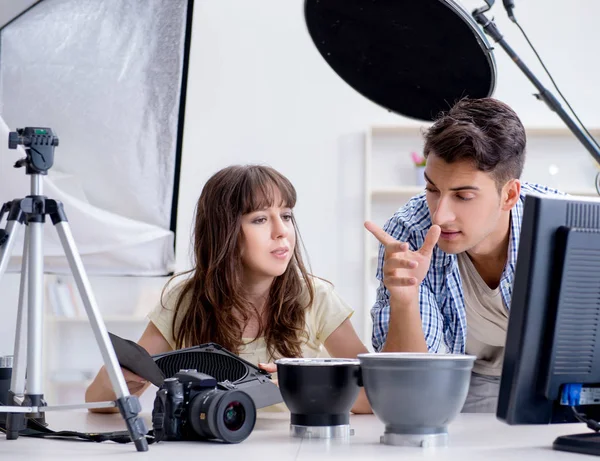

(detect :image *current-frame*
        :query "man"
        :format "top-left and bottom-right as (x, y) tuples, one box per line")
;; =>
(365, 97), (560, 412)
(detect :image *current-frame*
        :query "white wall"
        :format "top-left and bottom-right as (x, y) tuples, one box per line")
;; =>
(460, 0), (600, 126)
(0, 0), (599, 357)
(0, 0), (39, 28)
(176, 0), (600, 344)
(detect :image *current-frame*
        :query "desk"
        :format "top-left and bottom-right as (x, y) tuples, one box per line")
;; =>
(0, 411), (597, 460)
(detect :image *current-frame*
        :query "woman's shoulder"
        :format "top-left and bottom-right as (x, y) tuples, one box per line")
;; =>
(160, 276), (192, 310)
(300, 275), (352, 313)
(300, 275), (354, 344)
(301, 274), (335, 299)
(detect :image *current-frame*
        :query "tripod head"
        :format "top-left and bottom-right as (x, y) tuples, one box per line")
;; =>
(8, 127), (59, 175)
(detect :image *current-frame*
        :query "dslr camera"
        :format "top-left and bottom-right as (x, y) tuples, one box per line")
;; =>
(152, 369), (256, 443)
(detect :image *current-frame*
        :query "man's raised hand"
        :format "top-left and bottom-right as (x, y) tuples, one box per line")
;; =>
(365, 221), (441, 304)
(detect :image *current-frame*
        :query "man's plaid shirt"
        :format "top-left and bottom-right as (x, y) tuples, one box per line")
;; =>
(371, 182), (563, 353)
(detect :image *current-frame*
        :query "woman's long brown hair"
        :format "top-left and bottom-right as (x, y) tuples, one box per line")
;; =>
(165, 165), (314, 360)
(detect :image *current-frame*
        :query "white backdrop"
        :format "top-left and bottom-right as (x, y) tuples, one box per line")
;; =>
(176, 0), (600, 342)
(0, 0), (190, 275)
(0, 0), (598, 354)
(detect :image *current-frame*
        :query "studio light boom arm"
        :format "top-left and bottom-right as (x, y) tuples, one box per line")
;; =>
(472, 1), (600, 195)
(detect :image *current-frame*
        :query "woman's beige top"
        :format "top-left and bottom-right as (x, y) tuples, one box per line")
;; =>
(147, 276), (354, 411)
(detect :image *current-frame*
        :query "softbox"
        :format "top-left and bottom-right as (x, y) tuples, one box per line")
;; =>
(0, 0), (193, 275)
(304, 0), (497, 121)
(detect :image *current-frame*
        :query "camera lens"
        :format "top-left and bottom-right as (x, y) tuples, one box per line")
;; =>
(188, 389), (256, 443)
(223, 400), (245, 431)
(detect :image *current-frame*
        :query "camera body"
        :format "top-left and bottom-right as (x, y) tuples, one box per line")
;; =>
(152, 369), (256, 444)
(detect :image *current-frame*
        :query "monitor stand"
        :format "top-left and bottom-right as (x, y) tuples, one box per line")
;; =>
(554, 433), (600, 456)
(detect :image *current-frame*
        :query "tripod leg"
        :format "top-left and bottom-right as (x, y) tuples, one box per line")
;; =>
(11, 225), (30, 397)
(54, 221), (148, 452)
(0, 203), (25, 279)
(6, 226), (30, 439)
(0, 200), (46, 418)
(0, 207), (28, 439)
(23, 219), (46, 416)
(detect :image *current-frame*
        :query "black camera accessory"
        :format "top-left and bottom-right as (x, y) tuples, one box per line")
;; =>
(152, 369), (256, 443)
(107, 333), (283, 409)
(0, 356), (13, 427)
(0, 356), (12, 406)
(0, 369), (256, 445)
(108, 333), (166, 387)
(152, 343), (283, 409)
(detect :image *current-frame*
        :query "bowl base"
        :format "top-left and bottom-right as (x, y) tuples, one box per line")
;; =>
(290, 424), (354, 439)
(380, 431), (448, 447)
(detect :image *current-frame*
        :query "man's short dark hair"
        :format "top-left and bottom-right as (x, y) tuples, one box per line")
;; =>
(423, 98), (526, 189)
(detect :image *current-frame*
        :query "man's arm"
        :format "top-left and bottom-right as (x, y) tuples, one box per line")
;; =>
(381, 291), (427, 352)
(367, 220), (443, 353)
(372, 281), (445, 353)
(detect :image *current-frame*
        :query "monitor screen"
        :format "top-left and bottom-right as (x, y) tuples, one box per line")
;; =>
(497, 193), (600, 455)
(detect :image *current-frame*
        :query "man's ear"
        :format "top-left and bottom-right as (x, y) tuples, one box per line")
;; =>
(501, 179), (521, 211)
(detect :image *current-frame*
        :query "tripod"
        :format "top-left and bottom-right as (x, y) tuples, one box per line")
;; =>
(0, 127), (148, 452)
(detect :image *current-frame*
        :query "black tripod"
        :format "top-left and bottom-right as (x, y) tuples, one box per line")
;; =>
(0, 127), (148, 452)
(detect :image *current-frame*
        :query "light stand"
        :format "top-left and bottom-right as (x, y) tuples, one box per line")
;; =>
(0, 127), (149, 452)
(472, 0), (600, 195)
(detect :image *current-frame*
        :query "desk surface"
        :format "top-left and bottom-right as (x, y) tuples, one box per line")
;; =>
(0, 410), (597, 460)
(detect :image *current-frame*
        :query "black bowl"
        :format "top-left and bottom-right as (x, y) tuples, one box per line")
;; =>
(275, 358), (361, 427)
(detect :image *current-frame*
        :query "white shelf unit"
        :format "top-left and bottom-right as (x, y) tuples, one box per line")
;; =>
(41, 274), (167, 405)
(362, 124), (600, 345)
(46, 314), (148, 323)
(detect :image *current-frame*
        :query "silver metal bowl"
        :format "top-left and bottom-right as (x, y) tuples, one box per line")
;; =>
(358, 352), (475, 447)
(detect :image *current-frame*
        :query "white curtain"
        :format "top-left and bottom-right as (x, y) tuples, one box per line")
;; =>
(0, 0), (189, 275)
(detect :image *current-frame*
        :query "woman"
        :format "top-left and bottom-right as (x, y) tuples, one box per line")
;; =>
(86, 165), (371, 413)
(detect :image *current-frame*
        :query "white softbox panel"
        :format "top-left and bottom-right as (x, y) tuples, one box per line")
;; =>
(0, 0), (191, 275)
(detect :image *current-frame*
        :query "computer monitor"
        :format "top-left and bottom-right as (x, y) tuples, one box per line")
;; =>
(497, 192), (600, 456)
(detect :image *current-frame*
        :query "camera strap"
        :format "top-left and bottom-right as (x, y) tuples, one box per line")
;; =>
(0, 417), (158, 445)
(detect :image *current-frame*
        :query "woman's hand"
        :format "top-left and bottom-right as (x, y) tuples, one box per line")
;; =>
(258, 362), (277, 373)
(258, 362), (278, 386)
(96, 365), (148, 393)
(85, 366), (149, 413)
(121, 367), (148, 394)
